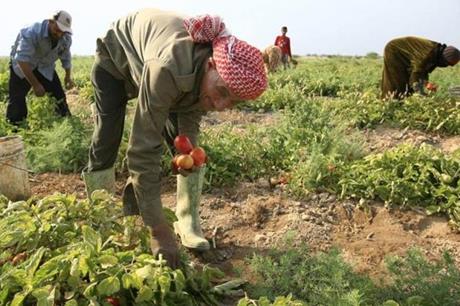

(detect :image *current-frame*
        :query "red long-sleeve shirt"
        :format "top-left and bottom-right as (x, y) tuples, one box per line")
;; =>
(274, 35), (291, 57)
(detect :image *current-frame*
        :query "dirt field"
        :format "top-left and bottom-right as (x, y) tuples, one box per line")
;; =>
(29, 108), (460, 287)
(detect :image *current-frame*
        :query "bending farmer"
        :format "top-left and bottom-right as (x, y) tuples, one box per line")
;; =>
(83, 9), (267, 268)
(7, 10), (74, 124)
(381, 36), (460, 99)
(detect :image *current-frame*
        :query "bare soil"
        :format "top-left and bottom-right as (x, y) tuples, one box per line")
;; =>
(363, 125), (460, 154)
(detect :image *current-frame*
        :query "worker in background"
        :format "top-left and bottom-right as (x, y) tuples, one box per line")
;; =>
(274, 26), (292, 70)
(381, 36), (460, 99)
(7, 10), (74, 124)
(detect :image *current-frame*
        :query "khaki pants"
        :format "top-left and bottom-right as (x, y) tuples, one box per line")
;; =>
(87, 63), (178, 172)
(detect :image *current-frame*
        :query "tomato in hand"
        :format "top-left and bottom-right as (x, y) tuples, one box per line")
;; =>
(174, 135), (193, 154)
(190, 147), (207, 166)
(176, 154), (194, 170)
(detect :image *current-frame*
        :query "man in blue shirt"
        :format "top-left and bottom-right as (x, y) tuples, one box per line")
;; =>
(7, 10), (74, 124)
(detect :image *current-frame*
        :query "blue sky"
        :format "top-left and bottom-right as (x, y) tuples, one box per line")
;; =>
(1, 0), (459, 56)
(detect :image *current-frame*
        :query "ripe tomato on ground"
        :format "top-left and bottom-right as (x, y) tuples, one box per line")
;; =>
(105, 297), (120, 306)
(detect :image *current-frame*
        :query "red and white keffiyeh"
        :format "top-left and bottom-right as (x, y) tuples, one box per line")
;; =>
(184, 15), (267, 100)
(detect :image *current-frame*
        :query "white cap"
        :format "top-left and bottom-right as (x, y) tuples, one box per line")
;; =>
(52, 10), (72, 34)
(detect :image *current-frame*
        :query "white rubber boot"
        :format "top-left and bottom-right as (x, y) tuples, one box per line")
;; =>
(174, 167), (210, 251)
(82, 167), (115, 200)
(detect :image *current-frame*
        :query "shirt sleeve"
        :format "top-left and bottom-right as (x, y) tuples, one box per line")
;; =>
(127, 61), (180, 226)
(409, 69), (424, 85)
(60, 34), (72, 70)
(409, 56), (430, 85)
(408, 40), (435, 85)
(178, 110), (204, 146)
(14, 30), (36, 63)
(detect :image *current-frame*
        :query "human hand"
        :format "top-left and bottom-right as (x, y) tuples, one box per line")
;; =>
(413, 80), (426, 96)
(65, 77), (75, 90)
(150, 223), (180, 269)
(32, 83), (46, 97)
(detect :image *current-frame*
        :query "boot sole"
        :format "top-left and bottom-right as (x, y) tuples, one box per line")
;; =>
(174, 222), (210, 251)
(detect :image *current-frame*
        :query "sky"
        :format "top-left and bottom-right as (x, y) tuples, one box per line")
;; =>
(1, 0), (459, 56)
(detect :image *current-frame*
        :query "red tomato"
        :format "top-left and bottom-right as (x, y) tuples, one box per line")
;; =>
(426, 82), (437, 92)
(174, 135), (193, 154)
(190, 147), (207, 166)
(176, 154), (194, 170)
(171, 155), (180, 173)
(106, 297), (120, 306)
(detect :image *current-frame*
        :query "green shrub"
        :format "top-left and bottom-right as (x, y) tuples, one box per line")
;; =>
(247, 238), (376, 305)
(337, 144), (460, 227)
(331, 87), (460, 135)
(202, 97), (364, 190)
(247, 240), (460, 306)
(26, 94), (62, 130)
(380, 249), (460, 306)
(0, 193), (237, 305)
(0, 104), (15, 137)
(25, 117), (90, 173)
(0, 72), (9, 102)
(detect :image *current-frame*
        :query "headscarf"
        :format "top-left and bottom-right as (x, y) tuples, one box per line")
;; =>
(184, 15), (267, 100)
(443, 46), (460, 65)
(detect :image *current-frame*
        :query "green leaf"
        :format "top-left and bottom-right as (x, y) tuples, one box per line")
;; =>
(88, 298), (101, 306)
(406, 295), (424, 305)
(0, 288), (8, 305)
(426, 205), (441, 215)
(158, 274), (171, 297)
(67, 258), (81, 288)
(98, 254), (118, 268)
(236, 299), (250, 306)
(382, 301), (400, 306)
(82, 225), (102, 253)
(135, 265), (153, 281)
(122, 273), (134, 289)
(1, 268), (28, 288)
(69, 258), (80, 278)
(79, 255), (90, 277)
(33, 255), (64, 286)
(1, 201), (29, 216)
(172, 270), (186, 293)
(10, 292), (27, 306)
(90, 190), (112, 201)
(96, 276), (120, 296)
(130, 273), (143, 289)
(32, 286), (55, 306)
(83, 282), (97, 299)
(67, 276), (80, 289)
(64, 300), (79, 306)
(135, 286), (153, 303)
